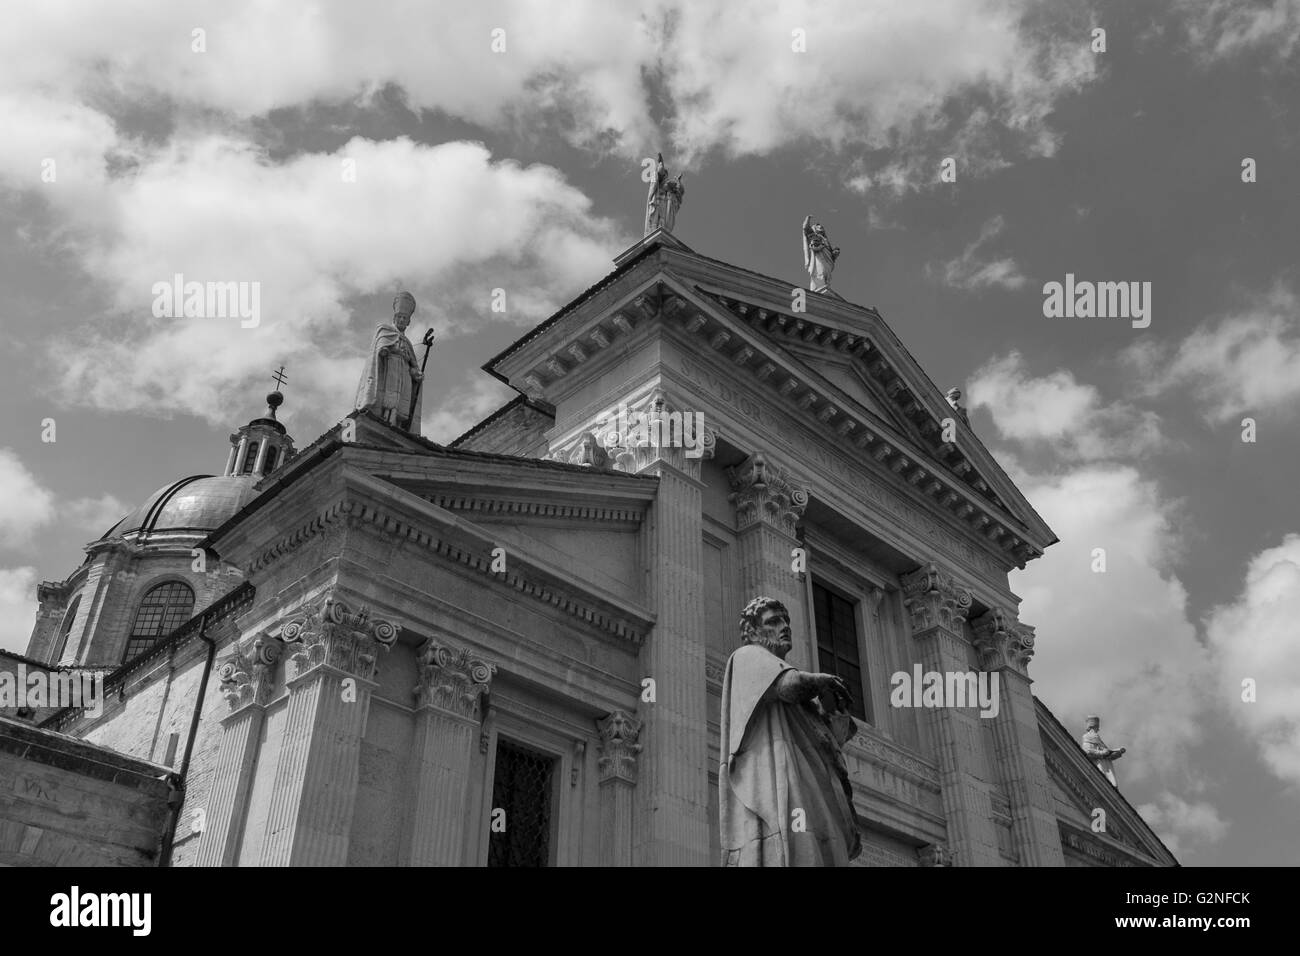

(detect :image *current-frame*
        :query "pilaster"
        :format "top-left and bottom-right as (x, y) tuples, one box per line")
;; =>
(259, 595), (398, 866)
(196, 634), (283, 866)
(596, 710), (642, 867)
(406, 637), (496, 867)
(971, 608), (1063, 866)
(727, 452), (811, 668)
(900, 562), (1000, 866)
(629, 394), (711, 866)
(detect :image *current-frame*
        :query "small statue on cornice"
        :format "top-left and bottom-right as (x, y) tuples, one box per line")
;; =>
(946, 387), (970, 425)
(1081, 715), (1126, 787)
(802, 215), (840, 293)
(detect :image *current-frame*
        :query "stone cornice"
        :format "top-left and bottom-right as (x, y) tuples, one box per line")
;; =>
(242, 474), (655, 647)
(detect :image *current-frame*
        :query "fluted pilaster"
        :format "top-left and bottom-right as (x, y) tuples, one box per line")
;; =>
(407, 638), (496, 866)
(900, 562), (999, 866)
(970, 608), (1063, 865)
(259, 595), (398, 866)
(597, 710), (642, 866)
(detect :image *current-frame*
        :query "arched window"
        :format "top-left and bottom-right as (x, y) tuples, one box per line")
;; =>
(51, 595), (81, 664)
(241, 441), (260, 475)
(263, 446), (278, 475)
(124, 581), (195, 662)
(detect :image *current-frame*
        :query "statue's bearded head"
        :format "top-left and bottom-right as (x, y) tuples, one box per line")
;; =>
(739, 596), (793, 659)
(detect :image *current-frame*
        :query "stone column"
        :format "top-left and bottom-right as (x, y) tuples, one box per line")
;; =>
(900, 562), (1000, 866)
(727, 453), (812, 669)
(972, 608), (1064, 866)
(406, 637), (495, 867)
(596, 710), (642, 867)
(260, 596), (399, 866)
(194, 634), (283, 867)
(618, 394), (712, 866)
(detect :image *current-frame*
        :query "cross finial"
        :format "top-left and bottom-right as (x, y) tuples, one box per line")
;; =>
(271, 365), (289, 391)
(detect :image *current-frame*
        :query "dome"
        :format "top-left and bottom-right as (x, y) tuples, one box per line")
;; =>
(102, 475), (260, 538)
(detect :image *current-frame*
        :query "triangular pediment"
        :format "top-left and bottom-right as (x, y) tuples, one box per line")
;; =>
(482, 235), (1058, 566)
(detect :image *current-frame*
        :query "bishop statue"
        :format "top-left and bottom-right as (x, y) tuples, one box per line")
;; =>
(355, 291), (425, 433)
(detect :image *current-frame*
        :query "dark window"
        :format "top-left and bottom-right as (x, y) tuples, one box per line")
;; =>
(51, 595), (81, 664)
(487, 739), (556, 867)
(241, 441), (259, 474)
(124, 581), (195, 662)
(262, 446), (278, 474)
(812, 581), (868, 721)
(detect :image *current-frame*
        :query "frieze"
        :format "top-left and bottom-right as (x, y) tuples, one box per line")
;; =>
(674, 354), (1008, 582)
(848, 728), (941, 791)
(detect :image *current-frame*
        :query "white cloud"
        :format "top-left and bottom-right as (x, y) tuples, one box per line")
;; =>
(1123, 286), (1300, 424)
(420, 376), (518, 445)
(0, 449), (57, 549)
(1205, 534), (1300, 788)
(929, 215), (1028, 291)
(1010, 462), (1211, 782)
(65, 494), (130, 539)
(968, 351), (1165, 460)
(37, 136), (624, 427)
(1135, 792), (1230, 856)
(1175, 0), (1300, 66)
(0, 0), (1099, 184)
(0, 567), (39, 653)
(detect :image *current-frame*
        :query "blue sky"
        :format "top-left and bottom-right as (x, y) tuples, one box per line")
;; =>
(1, 0), (1297, 864)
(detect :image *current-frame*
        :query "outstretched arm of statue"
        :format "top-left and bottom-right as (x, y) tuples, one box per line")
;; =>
(775, 669), (851, 709)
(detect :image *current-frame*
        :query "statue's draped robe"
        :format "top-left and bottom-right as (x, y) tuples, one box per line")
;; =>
(1081, 729), (1118, 785)
(354, 324), (422, 432)
(719, 644), (861, 866)
(805, 236), (836, 292)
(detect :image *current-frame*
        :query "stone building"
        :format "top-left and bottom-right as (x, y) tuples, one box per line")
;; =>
(4, 223), (1176, 867)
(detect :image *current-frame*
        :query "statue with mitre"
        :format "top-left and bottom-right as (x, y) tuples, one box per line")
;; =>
(354, 291), (425, 432)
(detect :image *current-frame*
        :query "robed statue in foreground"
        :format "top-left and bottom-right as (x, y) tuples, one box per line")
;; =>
(719, 596), (862, 866)
(355, 291), (424, 432)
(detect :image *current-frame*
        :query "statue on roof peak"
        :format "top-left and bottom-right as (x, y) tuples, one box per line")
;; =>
(802, 215), (840, 293)
(644, 153), (685, 236)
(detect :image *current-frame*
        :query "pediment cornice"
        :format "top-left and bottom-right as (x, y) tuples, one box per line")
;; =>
(484, 248), (1055, 566)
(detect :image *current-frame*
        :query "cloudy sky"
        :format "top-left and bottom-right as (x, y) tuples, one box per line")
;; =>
(1, 0), (1297, 865)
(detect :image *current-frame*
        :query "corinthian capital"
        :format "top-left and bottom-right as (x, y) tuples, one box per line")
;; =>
(900, 562), (972, 636)
(727, 453), (809, 535)
(596, 710), (642, 784)
(971, 608), (1036, 675)
(281, 594), (401, 683)
(218, 633), (283, 710)
(413, 638), (496, 719)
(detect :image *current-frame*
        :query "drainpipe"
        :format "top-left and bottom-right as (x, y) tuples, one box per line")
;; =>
(158, 610), (217, 867)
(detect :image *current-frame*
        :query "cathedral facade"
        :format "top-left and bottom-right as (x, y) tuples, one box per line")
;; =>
(2, 225), (1175, 867)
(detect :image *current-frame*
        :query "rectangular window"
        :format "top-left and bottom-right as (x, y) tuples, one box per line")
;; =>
(812, 581), (868, 721)
(487, 738), (556, 867)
